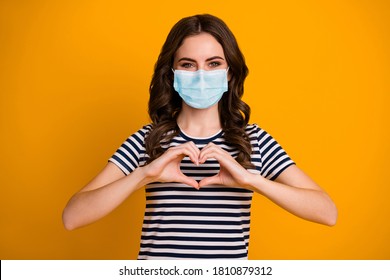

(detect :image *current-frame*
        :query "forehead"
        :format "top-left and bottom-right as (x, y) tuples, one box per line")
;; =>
(175, 33), (225, 60)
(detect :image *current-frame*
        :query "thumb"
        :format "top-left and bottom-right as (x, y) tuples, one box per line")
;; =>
(177, 174), (199, 190)
(199, 175), (221, 188)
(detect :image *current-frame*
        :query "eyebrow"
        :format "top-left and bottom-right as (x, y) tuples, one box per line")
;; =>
(177, 56), (225, 62)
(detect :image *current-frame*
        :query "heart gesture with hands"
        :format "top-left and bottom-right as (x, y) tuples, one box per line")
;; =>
(143, 141), (255, 191)
(142, 141), (200, 189)
(198, 142), (255, 190)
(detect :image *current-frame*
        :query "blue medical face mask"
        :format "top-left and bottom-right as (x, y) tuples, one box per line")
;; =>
(172, 68), (229, 109)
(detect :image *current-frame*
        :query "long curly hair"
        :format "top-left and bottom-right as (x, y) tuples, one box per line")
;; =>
(145, 14), (254, 169)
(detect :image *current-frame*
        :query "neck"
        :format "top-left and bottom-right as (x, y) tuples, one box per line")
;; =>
(177, 102), (221, 138)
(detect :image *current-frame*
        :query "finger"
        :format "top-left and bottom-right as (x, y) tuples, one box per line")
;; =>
(187, 141), (201, 153)
(171, 142), (200, 161)
(169, 145), (199, 165)
(199, 175), (221, 188)
(176, 174), (200, 190)
(199, 142), (216, 153)
(199, 143), (227, 163)
(185, 141), (201, 165)
(199, 149), (225, 165)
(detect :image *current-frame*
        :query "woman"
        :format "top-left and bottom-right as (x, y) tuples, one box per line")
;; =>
(62, 14), (337, 259)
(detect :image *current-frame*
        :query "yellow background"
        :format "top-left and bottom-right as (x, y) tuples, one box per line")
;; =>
(1, 0), (389, 259)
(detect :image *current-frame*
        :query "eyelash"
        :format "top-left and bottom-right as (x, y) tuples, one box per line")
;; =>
(181, 63), (194, 68)
(209, 61), (221, 67)
(180, 61), (221, 68)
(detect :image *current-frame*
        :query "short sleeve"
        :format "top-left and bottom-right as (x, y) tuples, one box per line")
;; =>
(254, 124), (295, 180)
(108, 124), (152, 175)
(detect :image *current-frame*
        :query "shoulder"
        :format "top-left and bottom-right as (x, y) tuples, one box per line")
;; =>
(119, 124), (153, 149)
(139, 123), (153, 135)
(245, 123), (263, 138)
(127, 124), (153, 139)
(245, 123), (280, 147)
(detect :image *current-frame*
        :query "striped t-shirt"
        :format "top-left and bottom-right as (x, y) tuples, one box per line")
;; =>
(109, 123), (294, 259)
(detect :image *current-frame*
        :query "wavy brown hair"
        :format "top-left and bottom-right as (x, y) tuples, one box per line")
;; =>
(145, 14), (254, 169)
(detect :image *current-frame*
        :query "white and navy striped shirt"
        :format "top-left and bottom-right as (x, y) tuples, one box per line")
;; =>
(109, 123), (294, 259)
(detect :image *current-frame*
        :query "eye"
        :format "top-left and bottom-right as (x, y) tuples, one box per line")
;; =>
(209, 61), (221, 67)
(180, 63), (194, 69)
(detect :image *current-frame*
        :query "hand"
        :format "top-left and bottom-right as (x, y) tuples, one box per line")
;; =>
(142, 142), (200, 189)
(198, 142), (255, 190)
